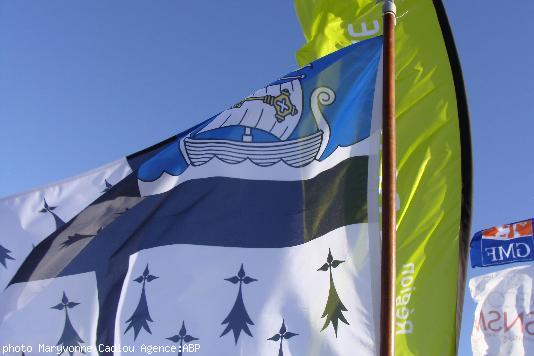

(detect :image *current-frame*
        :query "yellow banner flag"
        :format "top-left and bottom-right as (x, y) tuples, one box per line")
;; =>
(294, 0), (472, 354)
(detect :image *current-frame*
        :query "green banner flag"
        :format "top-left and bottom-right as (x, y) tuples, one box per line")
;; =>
(294, 0), (472, 354)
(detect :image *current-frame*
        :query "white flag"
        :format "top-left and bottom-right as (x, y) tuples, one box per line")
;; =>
(470, 265), (534, 356)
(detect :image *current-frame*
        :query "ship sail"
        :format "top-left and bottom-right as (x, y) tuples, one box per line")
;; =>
(196, 79), (303, 141)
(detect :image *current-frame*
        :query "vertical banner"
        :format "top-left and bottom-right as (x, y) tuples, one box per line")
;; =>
(294, 0), (472, 355)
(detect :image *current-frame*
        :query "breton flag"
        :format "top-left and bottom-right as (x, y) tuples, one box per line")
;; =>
(468, 218), (534, 355)
(0, 37), (383, 355)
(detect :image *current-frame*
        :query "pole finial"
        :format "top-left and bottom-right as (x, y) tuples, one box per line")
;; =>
(382, 0), (396, 16)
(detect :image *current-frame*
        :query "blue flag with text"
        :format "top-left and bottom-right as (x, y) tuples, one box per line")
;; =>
(470, 219), (534, 267)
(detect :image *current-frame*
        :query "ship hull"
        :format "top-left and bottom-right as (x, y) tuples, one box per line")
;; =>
(183, 131), (323, 168)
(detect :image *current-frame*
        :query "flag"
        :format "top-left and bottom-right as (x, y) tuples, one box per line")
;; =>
(293, 0), (472, 354)
(468, 218), (534, 355)
(0, 37), (383, 355)
(471, 219), (534, 267)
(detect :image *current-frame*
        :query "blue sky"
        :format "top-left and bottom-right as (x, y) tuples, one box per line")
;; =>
(0, 1), (533, 354)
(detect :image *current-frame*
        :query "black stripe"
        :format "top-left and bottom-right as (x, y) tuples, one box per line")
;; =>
(10, 156), (368, 285)
(432, 0), (473, 349)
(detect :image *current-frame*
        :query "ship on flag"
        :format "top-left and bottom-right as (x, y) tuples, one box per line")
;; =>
(182, 79), (318, 168)
(0, 37), (383, 355)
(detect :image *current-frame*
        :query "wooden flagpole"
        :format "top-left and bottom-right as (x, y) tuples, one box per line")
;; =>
(381, 1), (397, 356)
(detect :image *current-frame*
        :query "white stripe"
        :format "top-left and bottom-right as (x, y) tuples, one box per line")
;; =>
(114, 224), (376, 356)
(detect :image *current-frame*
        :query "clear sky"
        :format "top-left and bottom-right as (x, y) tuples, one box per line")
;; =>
(0, 1), (533, 355)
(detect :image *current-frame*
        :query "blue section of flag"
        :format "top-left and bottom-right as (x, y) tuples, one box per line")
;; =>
(286, 38), (382, 159)
(470, 232), (534, 268)
(136, 37), (382, 182)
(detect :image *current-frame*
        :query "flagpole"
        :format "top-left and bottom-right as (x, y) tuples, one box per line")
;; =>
(381, 1), (396, 356)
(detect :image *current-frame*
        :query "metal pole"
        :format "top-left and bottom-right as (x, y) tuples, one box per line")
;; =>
(381, 1), (396, 356)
